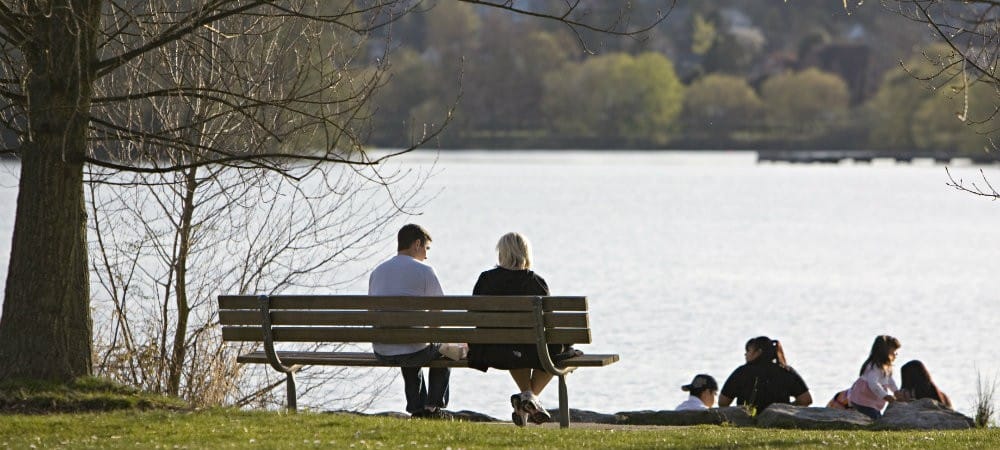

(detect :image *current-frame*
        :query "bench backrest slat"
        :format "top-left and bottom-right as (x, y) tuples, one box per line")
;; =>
(218, 295), (592, 346)
(219, 310), (589, 329)
(218, 295), (587, 311)
(221, 326), (590, 344)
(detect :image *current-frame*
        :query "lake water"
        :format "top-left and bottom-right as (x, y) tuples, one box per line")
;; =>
(1, 152), (999, 419)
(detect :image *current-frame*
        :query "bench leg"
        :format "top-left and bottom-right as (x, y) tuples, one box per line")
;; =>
(286, 372), (297, 412)
(558, 374), (569, 428)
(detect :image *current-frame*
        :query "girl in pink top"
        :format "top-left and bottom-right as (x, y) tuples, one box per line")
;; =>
(848, 335), (901, 420)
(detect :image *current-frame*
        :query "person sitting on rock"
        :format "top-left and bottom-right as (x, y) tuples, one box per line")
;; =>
(900, 360), (952, 408)
(675, 374), (718, 410)
(718, 336), (812, 413)
(847, 335), (903, 420)
(825, 388), (852, 410)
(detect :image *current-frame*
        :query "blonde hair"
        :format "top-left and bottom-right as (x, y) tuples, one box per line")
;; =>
(496, 232), (532, 270)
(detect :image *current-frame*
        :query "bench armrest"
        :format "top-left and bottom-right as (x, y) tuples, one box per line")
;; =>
(532, 297), (573, 377)
(258, 295), (299, 374)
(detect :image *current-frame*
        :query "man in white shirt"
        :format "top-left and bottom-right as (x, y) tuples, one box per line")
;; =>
(370, 224), (450, 418)
(675, 374), (718, 411)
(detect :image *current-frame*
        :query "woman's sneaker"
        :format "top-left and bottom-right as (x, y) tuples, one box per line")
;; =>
(511, 410), (528, 427)
(510, 394), (528, 427)
(520, 396), (551, 424)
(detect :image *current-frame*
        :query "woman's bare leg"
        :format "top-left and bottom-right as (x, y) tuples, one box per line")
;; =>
(530, 370), (554, 395)
(510, 368), (533, 392)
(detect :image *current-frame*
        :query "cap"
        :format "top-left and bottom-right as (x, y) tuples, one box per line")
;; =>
(681, 374), (718, 392)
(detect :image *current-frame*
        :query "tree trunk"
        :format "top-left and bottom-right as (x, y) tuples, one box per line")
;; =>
(0, 1), (101, 382)
(168, 168), (198, 395)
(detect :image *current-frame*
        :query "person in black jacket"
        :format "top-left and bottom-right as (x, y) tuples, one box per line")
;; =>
(718, 336), (813, 413)
(468, 232), (567, 426)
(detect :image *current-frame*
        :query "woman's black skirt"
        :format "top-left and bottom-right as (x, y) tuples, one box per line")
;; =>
(467, 343), (577, 372)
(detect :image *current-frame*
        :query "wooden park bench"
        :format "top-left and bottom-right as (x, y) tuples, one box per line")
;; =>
(218, 294), (620, 428)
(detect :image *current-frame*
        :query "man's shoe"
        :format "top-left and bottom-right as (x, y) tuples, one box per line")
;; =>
(412, 408), (453, 420)
(426, 408), (454, 420)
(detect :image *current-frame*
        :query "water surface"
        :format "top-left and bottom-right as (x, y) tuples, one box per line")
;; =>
(1, 152), (998, 419)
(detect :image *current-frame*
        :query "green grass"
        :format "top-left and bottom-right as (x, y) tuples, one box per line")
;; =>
(1, 410), (998, 449)
(0, 382), (996, 448)
(0, 377), (187, 414)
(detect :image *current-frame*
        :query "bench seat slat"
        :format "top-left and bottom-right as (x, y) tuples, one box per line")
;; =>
(236, 351), (620, 368)
(221, 326), (591, 344)
(219, 310), (589, 328)
(219, 295), (587, 312)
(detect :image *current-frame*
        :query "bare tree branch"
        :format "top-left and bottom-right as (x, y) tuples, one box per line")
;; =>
(0, 3), (27, 43)
(261, 0), (424, 33)
(457, 0), (675, 54)
(0, 87), (24, 102)
(946, 166), (1000, 199)
(458, 0), (673, 36)
(911, 1), (999, 85)
(96, 1), (271, 76)
(82, 138), (430, 175)
(883, 0), (1000, 156)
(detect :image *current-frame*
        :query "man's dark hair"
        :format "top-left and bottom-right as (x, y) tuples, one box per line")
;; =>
(397, 224), (432, 251)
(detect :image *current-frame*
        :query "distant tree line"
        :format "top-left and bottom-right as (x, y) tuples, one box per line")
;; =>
(366, 1), (994, 156)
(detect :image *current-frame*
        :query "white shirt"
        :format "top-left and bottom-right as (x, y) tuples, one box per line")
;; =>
(369, 254), (444, 356)
(860, 365), (898, 400)
(848, 363), (899, 410)
(675, 395), (708, 411)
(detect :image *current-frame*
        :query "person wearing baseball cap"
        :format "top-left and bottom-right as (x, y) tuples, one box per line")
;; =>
(675, 374), (719, 411)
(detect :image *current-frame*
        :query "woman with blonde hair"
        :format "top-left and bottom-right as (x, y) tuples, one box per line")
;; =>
(468, 232), (573, 426)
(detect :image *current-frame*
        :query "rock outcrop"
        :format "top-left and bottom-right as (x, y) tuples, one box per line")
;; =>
(342, 399), (977, 430)
(547, 408), (619, 424)
(873, 398), (975, 430)
(755, 403), (871, 429)
(614, 407), (754, 427)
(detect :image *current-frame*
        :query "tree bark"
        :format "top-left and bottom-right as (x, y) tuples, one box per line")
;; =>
(0, 1), (100, 382)
(168, 168), (197, 396)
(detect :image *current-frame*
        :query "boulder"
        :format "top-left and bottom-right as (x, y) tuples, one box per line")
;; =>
(615, 407), (754, 427)
(873, 398), (975, 430)
(755, 403), (871, 429)
(547, 408), (620, 424)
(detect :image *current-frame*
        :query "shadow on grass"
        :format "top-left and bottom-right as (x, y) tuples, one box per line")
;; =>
(0, 376), (188, 414)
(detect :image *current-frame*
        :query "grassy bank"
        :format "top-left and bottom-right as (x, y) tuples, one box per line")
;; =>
(1, 410), (998, 449)
(0, 377), (186, 414)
